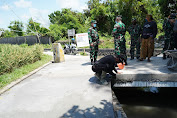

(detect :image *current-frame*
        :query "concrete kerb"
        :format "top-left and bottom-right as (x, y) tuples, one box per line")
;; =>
(112, 90), (127, 118)
(0, 61), (52, 96)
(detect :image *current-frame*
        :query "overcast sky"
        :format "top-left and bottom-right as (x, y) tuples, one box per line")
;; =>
(0, 0), (88, 29)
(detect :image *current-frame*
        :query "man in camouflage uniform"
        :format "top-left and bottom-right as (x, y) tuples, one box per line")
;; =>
(128, 18), (142, 60)
(112, 16), (127, 65)
(88, 20), (99, 65)
(163, 14), (176, 59)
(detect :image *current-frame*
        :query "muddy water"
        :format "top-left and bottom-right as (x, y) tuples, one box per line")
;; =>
(113, 87), (177, 118)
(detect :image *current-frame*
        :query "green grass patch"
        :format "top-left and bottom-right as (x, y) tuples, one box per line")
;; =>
(80, 52), (88, 56)
(41, 44), (52, 49)
(0, 54), (52, 89)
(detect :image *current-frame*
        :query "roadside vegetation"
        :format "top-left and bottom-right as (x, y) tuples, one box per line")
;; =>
(0, 44), (52, 88)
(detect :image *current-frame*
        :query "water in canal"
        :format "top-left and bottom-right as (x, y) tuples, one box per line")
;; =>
(113, 87), (177, 118)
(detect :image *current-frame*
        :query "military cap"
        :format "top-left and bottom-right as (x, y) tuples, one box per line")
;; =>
(117, 15), (122, 18)
(91, 20), (97, 24)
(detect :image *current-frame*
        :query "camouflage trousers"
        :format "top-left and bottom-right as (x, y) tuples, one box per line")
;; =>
(163, 37), (175, 52)
(130, 38), (140, 58)
(90, 44), (98, 61)
(175, 33), (177, 48)
(114, 38), (127, 60)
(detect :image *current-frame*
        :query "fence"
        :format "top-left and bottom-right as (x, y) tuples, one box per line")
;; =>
(78, 48), (163, 56)
(0, 35), (52, 45)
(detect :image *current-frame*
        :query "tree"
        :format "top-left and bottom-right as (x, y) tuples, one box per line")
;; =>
(8, 21), (24, 36)
(47, 24), (67, 41)
(48, 9), (87, 38)
(26, 18), (49, 36)
(0, 28), (4, 37)
(87, 0), (164, 35)
(0, 29), (16, 38)
(87, 0), (147, 34)
(158, 0), (177, 17)
(47, 0), (166, 40)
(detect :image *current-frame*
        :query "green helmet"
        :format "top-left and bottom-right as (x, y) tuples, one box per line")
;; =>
(91, 20), (97, 24)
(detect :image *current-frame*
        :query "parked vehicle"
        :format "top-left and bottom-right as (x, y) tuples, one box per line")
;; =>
(64, 43), (77, 55)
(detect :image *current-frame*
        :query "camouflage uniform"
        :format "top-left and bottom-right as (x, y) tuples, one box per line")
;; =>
(128, 24), (142, 59)
(88, 21), (99, 63)
(163, 19), (175, 53)
(112, 21), (127, 60)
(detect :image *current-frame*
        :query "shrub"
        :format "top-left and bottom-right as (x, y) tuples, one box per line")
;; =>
(0, 44), (43, 75)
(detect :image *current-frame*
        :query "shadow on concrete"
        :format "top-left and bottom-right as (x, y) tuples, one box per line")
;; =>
(82, 62), (91, 66)
(89, 76), (101, 85)
(60, 100), (114, 118)
(89, 75), (111, 85)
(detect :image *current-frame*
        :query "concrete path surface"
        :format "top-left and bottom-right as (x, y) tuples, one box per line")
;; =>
(116, 55), (177, 83)
(0, 54), (114, 118)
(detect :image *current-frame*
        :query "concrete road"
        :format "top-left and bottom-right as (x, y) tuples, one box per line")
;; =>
(0, 54), (114, 118)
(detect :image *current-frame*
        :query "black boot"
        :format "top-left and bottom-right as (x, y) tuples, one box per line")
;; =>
(136, 56), (140, 60)
(94, 59), (97, 63)
(91, 59), (94, 65)
(125, 60), (128, 65)
(94, 57), (97, 63)
(163, 53), (166, 60)
(130, 56), (134, 60)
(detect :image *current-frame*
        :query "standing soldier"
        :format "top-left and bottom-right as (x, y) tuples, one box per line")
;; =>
(163, 13), (176, 59)
(88, 20), (99, 65)
(128, 18), (142, 60)
(112, 16), (127, 65)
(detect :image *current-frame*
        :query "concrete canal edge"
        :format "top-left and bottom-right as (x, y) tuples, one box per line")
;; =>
(112, 90), (127, 118)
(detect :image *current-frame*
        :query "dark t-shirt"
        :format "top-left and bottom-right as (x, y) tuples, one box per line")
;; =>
(96, 55), (117, 75)
(142, 21), (157, 39)
(98, 54), (115, 63)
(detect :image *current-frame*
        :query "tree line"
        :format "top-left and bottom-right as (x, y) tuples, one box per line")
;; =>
(0, 0), (176, 40)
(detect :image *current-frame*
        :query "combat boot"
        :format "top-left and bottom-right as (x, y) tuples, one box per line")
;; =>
(130, 55), (134, 60)
(125, 60), (128, 65)
(163, 53), (166, 60)
(91, 59), (94, 65)
(136, 56), (140, 59)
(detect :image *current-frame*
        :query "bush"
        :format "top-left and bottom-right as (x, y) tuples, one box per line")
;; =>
(0, 44), (43, 75)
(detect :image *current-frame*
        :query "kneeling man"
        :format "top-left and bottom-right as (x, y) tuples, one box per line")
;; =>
(92, 55), (125, 85)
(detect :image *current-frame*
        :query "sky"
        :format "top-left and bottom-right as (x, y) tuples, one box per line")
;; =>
(0, 0), (89, 30)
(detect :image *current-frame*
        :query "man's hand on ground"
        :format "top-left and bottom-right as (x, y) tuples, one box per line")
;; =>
(117, 71), (122, 74)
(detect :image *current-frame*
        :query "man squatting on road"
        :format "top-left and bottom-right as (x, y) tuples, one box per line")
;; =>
(92, 55), (126, 85)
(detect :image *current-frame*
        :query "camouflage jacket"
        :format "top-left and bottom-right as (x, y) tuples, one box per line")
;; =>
(163, 19), (174, 39)
(112, 21), (126, 41)
(88, 27), (99, 45)
(128, 24), (142, 38)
